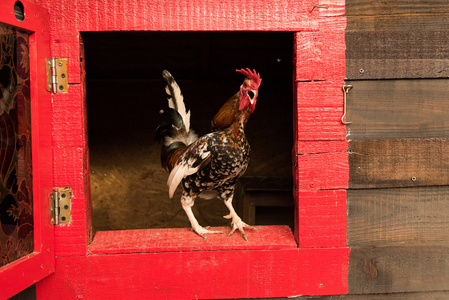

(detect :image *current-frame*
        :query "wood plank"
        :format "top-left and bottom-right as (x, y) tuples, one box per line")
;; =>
(295, 29), (346, 81)
(346, 31), (449, 79)
(50, 0), (318, 84)
(297, 191), (347, 248)
(347, 31), (449, 60)
(296, 291), (449, 299)
(349, 139), (449, 189)
(347, 14), (449, 32)
(349, 246), (449, 294)
(345, 80), (449, 140)
(346, 0), (449, 17)
(37, 248), (350, 299)
(295, 151), (349, 191)
(88, 226), (296, 254)
(346, 58), (449, 79)
(347, 186), (449, 247)
(295, 81), (347, 141)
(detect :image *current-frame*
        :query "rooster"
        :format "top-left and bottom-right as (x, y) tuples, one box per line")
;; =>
(156, 68), (261, 241)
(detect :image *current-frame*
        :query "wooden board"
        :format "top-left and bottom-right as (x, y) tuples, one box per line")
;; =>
(346, 0), (449, 32)
(296, 191), (347, 248)
(295, 81), (347, 141)
(346, 1), (449, 17)
(88, 226), (296, 254)
(348, 139), (449, 189)
(43, 0), (318, 85)
(347, 14), (449, 32)
(37, 248), (349, 299)
(346, 31), (449, 60)
(349, 245), (449, 294)
(346, 0), (449, 79)
(346, 30), (449, 79)
(347, 186), (449, 247)
(298, 291), (449, 299)
(346, 58), (449, 80)
(345, 80), (449, 140)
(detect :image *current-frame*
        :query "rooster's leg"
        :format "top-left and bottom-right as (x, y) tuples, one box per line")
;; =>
(223, 194), (256, 241)
(181, 192), (223, 239)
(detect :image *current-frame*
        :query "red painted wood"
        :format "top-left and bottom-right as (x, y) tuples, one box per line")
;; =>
(37, 247), (349, 299)
(296, 140), (349, 155)
(291, 3), (349, 248)
(32, 0), (327, 258)
(19, 0), (351, 297)
(294, 1), (346, 81)
(0, 1), (55, 299)
(295, 151), (349, 191)
(53, 145), (91, 256)
(318, 0), (347, 31)
(297, 191), (347, 248)
(51, 83), (92, 256)
(293, 141), (348, 247)
(51, 85), (87, 148)
(38, 0), (318, 84)
(89, 226), (296, 254)
(295, 31), (346, 81)
(295, 81), (347, 141)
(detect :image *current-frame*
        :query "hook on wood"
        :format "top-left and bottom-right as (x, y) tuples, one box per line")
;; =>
(310, 5), (329, 12)
(341, 85), (353, 125)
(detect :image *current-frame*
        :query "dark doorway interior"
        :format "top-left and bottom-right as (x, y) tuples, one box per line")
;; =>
(82, 31), (294, 234)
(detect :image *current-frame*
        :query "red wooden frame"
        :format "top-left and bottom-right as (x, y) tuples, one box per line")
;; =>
(10, 0), (351, 298)
(0, 0), (54, 298)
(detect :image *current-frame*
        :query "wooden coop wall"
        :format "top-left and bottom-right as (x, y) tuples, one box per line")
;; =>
(25, 0), (350, 299)
(6, 0), (449, 299)
(342, 1), (449, 299)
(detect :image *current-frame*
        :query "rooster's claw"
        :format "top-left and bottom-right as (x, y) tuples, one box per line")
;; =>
(225, 214), (256, 241)
(191, 225), (223, 240)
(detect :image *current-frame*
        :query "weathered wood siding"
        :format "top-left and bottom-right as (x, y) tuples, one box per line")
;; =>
(345, 0), (449, 298)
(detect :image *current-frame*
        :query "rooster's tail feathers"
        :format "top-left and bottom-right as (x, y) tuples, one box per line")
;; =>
(162, 70), (191, 133)
(155, 108), (190, 144)
(157, 70), (197, 172)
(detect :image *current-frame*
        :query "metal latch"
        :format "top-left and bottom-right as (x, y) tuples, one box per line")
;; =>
(341, 84), (353, 125)
(46, 57), (68, 93)
(49, 187), (72, 225)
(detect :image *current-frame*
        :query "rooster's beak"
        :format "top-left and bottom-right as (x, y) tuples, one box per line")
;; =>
(248, 90), (257, 105)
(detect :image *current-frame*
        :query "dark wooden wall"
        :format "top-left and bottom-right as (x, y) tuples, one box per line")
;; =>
(344, 1), (449, 299)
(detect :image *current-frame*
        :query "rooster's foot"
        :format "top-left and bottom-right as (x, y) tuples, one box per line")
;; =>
(223, 214), (256, 241)
(191, 225), (223, 240)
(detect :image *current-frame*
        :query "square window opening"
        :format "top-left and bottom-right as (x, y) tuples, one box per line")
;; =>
(82, 31), (294, 239)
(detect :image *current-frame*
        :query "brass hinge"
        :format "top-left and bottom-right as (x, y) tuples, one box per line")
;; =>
(46, 57), (68, 93)
(49, 187), (72, 225)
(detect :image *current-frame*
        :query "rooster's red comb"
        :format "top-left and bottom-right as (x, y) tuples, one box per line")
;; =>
(236, 68), (262, 89)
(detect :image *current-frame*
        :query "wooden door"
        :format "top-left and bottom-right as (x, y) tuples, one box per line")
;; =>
(33, 1), (349, 298)
(0, 1), (54, 299)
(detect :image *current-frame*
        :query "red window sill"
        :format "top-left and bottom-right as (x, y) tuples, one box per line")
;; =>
(88, 225), (297, 254)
